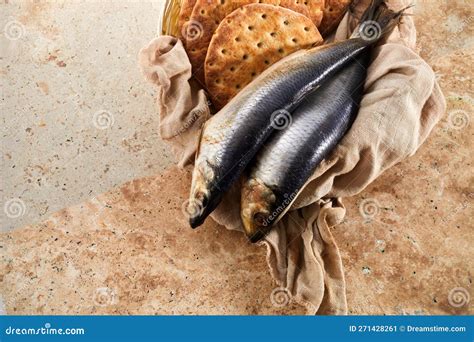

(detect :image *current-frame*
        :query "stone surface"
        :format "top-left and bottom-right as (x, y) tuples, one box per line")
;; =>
(0, 167), (305, 315)
(1, 0), (473, 314)
(1, 0), (174, 231)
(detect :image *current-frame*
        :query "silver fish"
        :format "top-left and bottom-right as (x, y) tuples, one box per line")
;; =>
(241, 52), (370, 242)
(187, 1), (403, 228)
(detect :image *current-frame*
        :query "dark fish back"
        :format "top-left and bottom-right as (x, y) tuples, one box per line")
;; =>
(270, 51), (370, 214)
(212, 39), (370, 193)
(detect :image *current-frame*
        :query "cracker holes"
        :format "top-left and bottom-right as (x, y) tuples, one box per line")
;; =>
(270, 32), (276, 37)
(200, 9), (205, 15)
(261, 14), (267, 19)
(248, 25), (254, 31)
(283, 20), (289, 25)
(292, 38), (298, 43)
(264, 60), (270, 65)
(230, 66), (235, 72)
(304, 26), (310, 31)
(278, 48), (284, 53)
(257, 42), (263, 48)
(243, 54), (249, 60)
(221, 49), (227, 54)
(328, 7), (333, 12)
(251, 71), (257, 77)
(235, 36), (241, 42)
(236, 84), (241, 89)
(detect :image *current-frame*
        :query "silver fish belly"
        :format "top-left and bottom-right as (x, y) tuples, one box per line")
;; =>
(189, 40), (369, 228)
(189, 0), (405, 228)
(241, 51), (370, 242)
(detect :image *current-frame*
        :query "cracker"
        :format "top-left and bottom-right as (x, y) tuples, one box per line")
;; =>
(178, 0), (198, 43)
(318, 0), (351, 36)
(205, 4), (322, 108)
(185, 0), (323, 84)
(281, 0), (324, 27)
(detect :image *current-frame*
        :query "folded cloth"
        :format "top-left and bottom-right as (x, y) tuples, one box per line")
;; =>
(138, 0), (445, 314)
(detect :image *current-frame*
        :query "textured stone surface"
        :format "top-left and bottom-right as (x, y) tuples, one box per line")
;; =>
(336, 0), (474, 315)
(0, 167), (305, 315)
(1, 1), (473, 314)
(1, 0), (174, 231)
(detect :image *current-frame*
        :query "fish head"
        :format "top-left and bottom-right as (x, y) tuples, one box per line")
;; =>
(187, 160), (221, 228)
(241, 178), (276, 243)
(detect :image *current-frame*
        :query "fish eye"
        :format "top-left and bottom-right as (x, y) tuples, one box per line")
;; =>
(253, 212), (268, 227)
(196, 192), (209, 208)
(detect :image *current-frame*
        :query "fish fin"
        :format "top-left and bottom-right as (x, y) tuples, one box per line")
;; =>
(350, 0), (411, 40)
(194, 121), (207, 164)
(284, 84), (322, 113)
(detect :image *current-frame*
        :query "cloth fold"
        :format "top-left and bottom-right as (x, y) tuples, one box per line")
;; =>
(138, 38), (211, 167)
(139, 0), (445, 314)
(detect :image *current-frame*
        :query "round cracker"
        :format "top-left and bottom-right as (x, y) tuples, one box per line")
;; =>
(318, 0), (352, 36)
(178, 0), (198, 42)
(185, 0), (322, 84)
(205, 4), (322, 108)
(281, 0), (324, 27)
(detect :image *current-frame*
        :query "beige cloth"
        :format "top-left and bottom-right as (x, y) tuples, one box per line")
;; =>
(138, 0), (446, 314)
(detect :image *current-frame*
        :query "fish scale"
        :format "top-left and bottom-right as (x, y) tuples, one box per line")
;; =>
(188, 0), (405, 229)
(241, 51), (370, 242)
(189, 41), (369, 228)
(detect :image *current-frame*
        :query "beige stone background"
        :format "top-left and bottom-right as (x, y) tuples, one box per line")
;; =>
(0, 0), (472, 314)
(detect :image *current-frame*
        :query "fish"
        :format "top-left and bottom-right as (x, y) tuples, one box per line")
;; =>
(187, 0), (405, 228)
(240, 51), (370, 242)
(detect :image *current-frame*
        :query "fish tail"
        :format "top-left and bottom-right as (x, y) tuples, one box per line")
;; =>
(350, 0), (412, 41)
